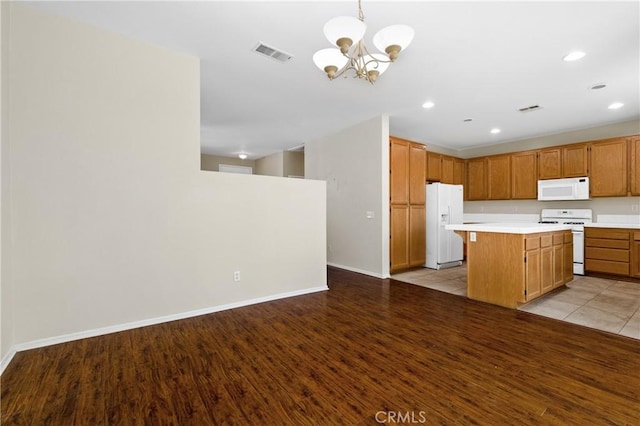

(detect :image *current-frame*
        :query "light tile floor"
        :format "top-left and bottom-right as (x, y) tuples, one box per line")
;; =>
(392, 264), (640, 340)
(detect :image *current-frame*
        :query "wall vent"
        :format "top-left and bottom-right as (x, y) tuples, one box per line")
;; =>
(253, 42), (294, 63)
(518, 105), (542, 113)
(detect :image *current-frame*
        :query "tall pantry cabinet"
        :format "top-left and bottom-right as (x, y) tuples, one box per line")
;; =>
(390, 137), (426, 272)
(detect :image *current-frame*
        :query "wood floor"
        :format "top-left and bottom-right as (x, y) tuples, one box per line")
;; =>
(2, 267), (639, 425)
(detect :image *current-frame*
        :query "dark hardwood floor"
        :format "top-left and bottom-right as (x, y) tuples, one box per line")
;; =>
(2, 267), (639, 425)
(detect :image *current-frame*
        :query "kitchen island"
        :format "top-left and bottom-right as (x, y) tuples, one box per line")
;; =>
(445, 223), (574, 308)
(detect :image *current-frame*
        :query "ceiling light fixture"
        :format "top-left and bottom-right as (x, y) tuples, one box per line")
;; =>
(422, 101), (435, 109)
(608, 102), (624, 109)
(590, 83), (607, 90)
(238, 154), (248, 160)
(490, 128), (501, 134)
(563, 51), (585, 61)
(312, 0), (414, 84)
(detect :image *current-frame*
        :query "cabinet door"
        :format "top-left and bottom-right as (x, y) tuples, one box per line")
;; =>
(563, 143), (589, 177)
(467, 158), (487, 200)
(390, 204), (410, 271)
(409, 143), (426, 204)
(390, 138), (410, 204)
(538, 148), (562, 179)
(409, 205), (426, 267)
(453, 158), (465, 186)
(487, 155), (511, 200)
(441, 156), (454, 184)
(590, 138), (628, 197)
(563, 241), (573, 282)
(525, 249), (542, 301)
(541, 246), (553, 294)
(630, 136), (640, 196)
(632, 233), (640, 278)
(511, 151), (538, 199)
(426, 152), (442, 182)
(553, 244), (564, 288)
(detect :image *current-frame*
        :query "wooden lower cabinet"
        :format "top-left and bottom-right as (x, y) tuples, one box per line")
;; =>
(585, 227), (632, 276)
(462, 229), (572, 308)
(522, 231), (573, 304)
(409, 206), (426, 266)
(390, 204), (410, 271)
(632, 232), (640, 278)
(390, 204), (426, 272)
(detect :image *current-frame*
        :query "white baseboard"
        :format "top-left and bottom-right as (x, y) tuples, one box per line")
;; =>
(327, 262), (389, 279)
(0, 348), (17, 375)
(3, 285), (328, 374)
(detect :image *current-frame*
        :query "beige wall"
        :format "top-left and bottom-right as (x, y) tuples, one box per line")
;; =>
(4, 4), (326, 358)
(306, 116), (390, 278)
(284, 151), (304, 177)
(0, 0), (12, 367)
(200, 154), (255, 172)
(255, 151), (284, 177)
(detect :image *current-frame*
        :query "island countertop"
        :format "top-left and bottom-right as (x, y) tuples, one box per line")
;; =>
(445, 223), (573, 234)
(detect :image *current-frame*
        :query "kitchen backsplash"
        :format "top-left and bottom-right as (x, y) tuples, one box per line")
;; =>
(597, 214), (640, 224)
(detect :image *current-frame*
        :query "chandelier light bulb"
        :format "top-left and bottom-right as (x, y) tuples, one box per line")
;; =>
(313, 48), (349, 79)
(373, 24), (415, 61)
(323, 16), (366, 53)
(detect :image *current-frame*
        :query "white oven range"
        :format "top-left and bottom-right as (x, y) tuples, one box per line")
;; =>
(539, 209), (593, 275)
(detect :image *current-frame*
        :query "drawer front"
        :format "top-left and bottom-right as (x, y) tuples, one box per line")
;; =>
(585, 228), (629, 240)
(540, 235), (553, 248)
(586, 247), (630, 262)
(525, 237), (540, 251)
(585, 259), (630, 276)
(564, 232), (573, 244)
(586, 238), (630, 249)
(634, 232), (640, 241)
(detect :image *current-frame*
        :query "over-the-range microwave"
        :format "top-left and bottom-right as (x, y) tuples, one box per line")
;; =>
(538, 177), (590, 201)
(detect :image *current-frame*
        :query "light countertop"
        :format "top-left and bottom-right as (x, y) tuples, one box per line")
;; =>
(445, 223), (572, 234)
(585, 223), (640, 229)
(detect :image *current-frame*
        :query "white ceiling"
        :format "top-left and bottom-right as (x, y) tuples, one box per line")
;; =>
(27, 1), (640, 159)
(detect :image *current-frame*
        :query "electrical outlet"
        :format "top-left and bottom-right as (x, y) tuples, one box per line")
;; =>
(470, 232), (477, 242)
(233, 271), (241, 282)
(632, 204), (639, 212)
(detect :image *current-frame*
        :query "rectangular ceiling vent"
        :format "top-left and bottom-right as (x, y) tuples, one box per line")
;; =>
(518, 105), (542, 113)
(253, 42), (294, 63)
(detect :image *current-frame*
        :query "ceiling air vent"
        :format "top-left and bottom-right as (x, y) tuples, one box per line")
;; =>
(253, 42), (293, 63)
(518, 105), (542, 113)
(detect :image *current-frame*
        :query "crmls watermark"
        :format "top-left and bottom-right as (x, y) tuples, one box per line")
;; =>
(375, 410), (428, 424)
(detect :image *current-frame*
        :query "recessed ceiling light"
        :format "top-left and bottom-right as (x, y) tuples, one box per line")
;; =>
(490, 128), (501, 134)
(463, 118), (473, 122)
(590, 83), (607, 90)
(238, 154), (248, 159)
(422, 101), (435, 109)
(608, 102), (624, 110)
(563, 51), (585, 61)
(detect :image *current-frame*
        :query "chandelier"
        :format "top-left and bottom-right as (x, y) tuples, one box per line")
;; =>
(312, 0), (414, 84)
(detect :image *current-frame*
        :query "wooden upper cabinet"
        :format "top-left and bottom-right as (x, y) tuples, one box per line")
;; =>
(409, 143), (426, 204)
(563, 143), (589, 177)
(487, 154), (511, 200)
(390, 137), (410, 204)
(590, 137), (628, 197)
(453, 158), (465, 186)
(538, 148), (562, 179)
(426, 151), (442, 182)
(441, 155), (454, 184)
(629, 136), (640, 196)
(511, 151), (538, 199)
(467, 158), (487, 200)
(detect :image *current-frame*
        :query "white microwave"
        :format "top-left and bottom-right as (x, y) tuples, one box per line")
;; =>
(538, 177), (590, 201)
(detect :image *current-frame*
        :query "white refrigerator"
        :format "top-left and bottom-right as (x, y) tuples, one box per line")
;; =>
(425, 183), (464, 270)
